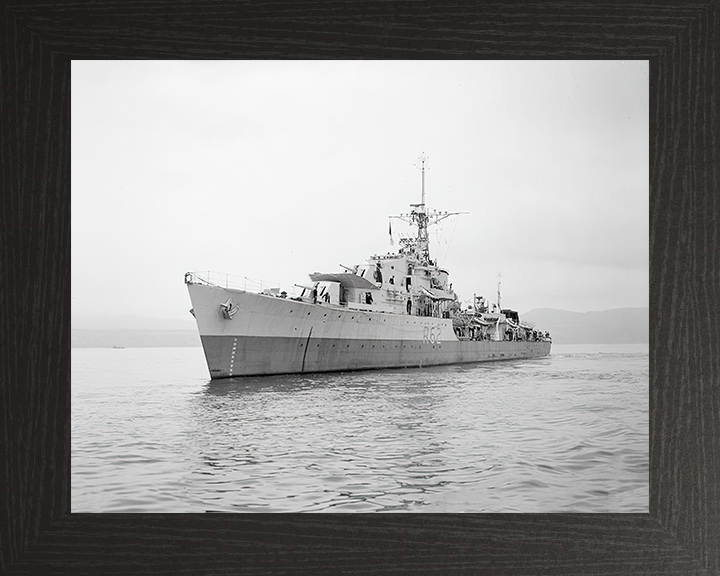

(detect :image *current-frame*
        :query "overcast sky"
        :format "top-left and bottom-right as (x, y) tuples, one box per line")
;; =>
(72, 60), (648, 322)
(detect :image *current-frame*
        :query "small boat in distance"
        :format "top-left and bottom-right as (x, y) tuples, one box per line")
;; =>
(186, 156), (551, 378)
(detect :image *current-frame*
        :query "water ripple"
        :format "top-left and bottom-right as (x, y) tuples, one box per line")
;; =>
(72, 343), (648, 512)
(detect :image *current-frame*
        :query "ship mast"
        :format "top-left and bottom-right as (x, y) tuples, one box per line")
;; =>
(391, 154), (467, 266)
(420, 152), (426, 206)
(497, 273), (502, 310)
(413, 153), (430, 263)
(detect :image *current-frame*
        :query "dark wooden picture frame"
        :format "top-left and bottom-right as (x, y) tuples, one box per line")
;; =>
(2, 2), (718, 574)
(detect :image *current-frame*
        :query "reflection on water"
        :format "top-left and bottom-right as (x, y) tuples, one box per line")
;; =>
(72, 344), (648, 512)
(189, 369), (453, 512)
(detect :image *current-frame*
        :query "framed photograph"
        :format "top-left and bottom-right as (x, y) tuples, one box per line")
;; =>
(2, 2), (717, 574)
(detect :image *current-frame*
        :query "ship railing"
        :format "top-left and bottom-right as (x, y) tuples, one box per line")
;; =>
(184, 270), (301, 297)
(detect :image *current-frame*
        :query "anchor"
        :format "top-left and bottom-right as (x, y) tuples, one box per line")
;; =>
(220, 297), (239, 320)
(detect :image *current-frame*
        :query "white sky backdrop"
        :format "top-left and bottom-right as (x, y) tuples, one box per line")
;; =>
(72, 60), (648, 322)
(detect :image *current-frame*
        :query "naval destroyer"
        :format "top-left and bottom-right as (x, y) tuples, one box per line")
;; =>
(186, 156), (551, 378)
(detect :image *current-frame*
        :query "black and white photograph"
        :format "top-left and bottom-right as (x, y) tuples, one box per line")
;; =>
(71, 60), (649, 513)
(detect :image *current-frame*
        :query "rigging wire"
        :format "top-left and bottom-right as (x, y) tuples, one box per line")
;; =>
(438, 215), (458, 268)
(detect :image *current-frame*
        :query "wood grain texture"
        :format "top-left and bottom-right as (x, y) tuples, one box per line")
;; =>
(1, 1), (718, 574)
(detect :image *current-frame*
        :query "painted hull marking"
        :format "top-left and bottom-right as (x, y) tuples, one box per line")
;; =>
(229, 337), (237, 375)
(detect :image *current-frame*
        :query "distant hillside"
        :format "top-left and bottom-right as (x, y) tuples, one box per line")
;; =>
(521, 307), (649, 344)
(71, 314), (201, 348)
(71, 329), (201, 348)
(72, 314), (196, 331)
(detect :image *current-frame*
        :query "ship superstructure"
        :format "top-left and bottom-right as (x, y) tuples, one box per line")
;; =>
(186, 156), (551, 378)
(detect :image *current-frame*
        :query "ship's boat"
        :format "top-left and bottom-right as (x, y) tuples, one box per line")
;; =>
(186, 157), (551, 378)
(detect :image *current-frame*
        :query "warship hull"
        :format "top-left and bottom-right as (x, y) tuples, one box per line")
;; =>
(188, 283), (551, 378)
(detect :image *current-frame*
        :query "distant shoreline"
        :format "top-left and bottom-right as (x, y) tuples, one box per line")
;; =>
(71, 307), (648, 348)
(71, 329), (201, 349)
(71, 316), (649, 349)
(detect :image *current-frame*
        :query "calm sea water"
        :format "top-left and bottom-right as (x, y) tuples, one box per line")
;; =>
(71, 344), (648, 513)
